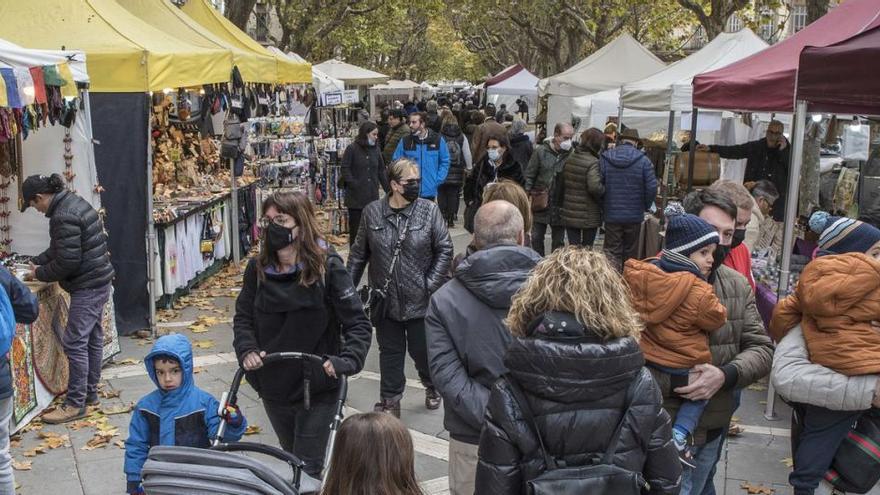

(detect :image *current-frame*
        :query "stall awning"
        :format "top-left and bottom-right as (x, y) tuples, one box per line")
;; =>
(539, 34), (665, 97)
(0, 39), (89, 84)
(485, 65), (539, 96)
(0, 0), (232, 92)
(692, 0), (880, 113)
(622, 29), (767, 112)
(797, 25), (880, 115)
(179, 0), (311, 84)
(116, 0), (277, 84)
(313, 59), (389, 86)
(370, 79), (421, 91)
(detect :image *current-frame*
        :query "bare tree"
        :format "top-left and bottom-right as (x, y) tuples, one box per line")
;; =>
(224, 0), (258, 31)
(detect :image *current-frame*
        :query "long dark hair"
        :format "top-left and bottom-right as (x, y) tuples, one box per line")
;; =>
(257, 192), (326, 286)
(356, 121), (378, 148)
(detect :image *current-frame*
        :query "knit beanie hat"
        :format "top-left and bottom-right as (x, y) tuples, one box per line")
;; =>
(663, 203), (720, 257)
(809, 211), (880, 255)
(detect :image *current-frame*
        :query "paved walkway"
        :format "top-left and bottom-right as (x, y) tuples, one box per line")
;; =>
(10, 225), (800, 495)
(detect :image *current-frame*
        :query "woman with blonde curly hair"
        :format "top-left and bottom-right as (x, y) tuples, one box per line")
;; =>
(475, 247), (682, 494)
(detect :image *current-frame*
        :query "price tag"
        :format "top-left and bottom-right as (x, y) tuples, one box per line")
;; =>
(231, 95), (243, 109)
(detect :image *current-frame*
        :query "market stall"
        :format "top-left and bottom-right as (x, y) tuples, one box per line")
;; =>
(539, 33), (666, 131)
(368, 79), (421, 118)
(313, 59), (389, 103)
(0, 38), (120, 432)
(484, 64), (539, 121)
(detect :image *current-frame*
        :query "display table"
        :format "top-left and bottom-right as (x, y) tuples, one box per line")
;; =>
(755, 283), (778, 331)
(11, 281), (120, 433)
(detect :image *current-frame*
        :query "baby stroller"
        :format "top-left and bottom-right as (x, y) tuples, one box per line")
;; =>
(141, 352), (348, 495)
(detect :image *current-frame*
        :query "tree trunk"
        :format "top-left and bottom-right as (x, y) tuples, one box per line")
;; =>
(805, 0), (828, 24)
(224, 0), (258, 31)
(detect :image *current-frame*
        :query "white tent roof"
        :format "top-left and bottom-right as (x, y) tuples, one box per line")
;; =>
(278, 50), (344, 94)
(539, 33), (665, 97)
(486, 66), (539, 96)
(0, 38), (88, 83)
(621, 29), (768, 112)
(313, 59), (389, 86)
(370, 79), (420, 90)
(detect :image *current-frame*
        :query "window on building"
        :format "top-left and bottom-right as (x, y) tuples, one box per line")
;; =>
(726, 14), (743, 32)
(689, 26), (708, 49)
(791, 4), (807, 33)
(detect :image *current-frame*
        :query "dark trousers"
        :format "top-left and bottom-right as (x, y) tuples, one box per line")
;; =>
(63, 284), (112, 408)
(531, 222), (565, 256)
(437, 184), (462, 224)
(603, 222), (641, 272)
(263, 398), (335, 477)
(565, 227), (598, 248)
(347, 208), (362, 247)
(375, 317), (432, 400)
(790, 404), (862, 495)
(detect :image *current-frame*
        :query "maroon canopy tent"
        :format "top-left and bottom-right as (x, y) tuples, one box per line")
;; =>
(798, 25), (880, 115)
(692, 0), (880, 112)
(484, 64), (525, 87)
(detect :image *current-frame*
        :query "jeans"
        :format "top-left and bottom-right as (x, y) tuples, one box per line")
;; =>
(531, 222), (565, 256)
(652, 364), (708, 436)
(565, 227), (598, 248)
(681, 431), (725, 495)
(263, 398), (335, 477)
(347, 208), (362, 247)
(0, 397), (13, 494)
(603, 222), (641, 272)
(63, 284), (112, 408)
(437, 185), (462, 224)
(790, 404), (862, 495)
(375, 317), (432, 400)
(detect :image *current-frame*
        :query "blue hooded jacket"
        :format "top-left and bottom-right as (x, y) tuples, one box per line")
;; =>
(392, 128), (450, 199)
(124, 334), (246, 485)
(599, 143), (658, 224)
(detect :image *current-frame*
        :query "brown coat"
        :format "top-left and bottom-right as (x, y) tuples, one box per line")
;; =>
(471, 119), (506, 162)
(770, 253), (880, 376)
(625, 259), (728, 369)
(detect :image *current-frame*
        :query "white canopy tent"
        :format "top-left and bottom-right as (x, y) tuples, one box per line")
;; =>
(485, 65), (539, 121)
(313, 59), (389, 87)
(369, 79), (422, 117)
(276, 49), (344, 95)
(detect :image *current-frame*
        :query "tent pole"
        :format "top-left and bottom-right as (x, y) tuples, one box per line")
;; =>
(231, 157), (240, 267)
(764, 99), (807, 421)
(660, 110), (676, 225)
(687, 108), (699, 192)
(145, 93), (158, 338)
(616, 86), (624, 130)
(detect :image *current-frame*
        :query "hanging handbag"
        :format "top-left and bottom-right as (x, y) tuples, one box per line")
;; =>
(529, 187), (549, 212)
(506, 375), (648, 495)
(200, 213), (215, 256)
(825, 409), (880, 493)
(220, 112), (243, 160)
(359, 215), (410, 325)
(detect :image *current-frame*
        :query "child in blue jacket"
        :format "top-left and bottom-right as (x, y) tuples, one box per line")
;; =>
(124, 333), (247, 494)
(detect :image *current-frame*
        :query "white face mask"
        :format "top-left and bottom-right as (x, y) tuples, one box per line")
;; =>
(487, 149), (501, 162)
(559, 139), (573, 151)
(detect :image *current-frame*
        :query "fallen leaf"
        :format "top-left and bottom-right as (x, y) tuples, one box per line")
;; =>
(102, 403), (134, 416)
(114, 440), (125, 449)
(188, 324), (209, 333)
(192, 339), (215, 349)
(244, 425), (261, 436)
(12, 460), (31, 471)
(780, 457), (794, 468)
(114, 358), (140, 366)
(99, 389), (121, 399)
(747, 383), (768, 392)
(193, 366), (206, 374)
(740, 482), (775, 494)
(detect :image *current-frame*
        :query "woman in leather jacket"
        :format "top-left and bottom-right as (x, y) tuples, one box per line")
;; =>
(475, 247), (682, 495)
(347, 158), (453, 418)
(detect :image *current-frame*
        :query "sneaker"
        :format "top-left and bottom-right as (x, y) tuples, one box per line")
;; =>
(86, 394), (100, 407)
(425, 387), (441, 410)
(373, 399), (400, 418)
(42, 404), (88, 424)
(673, 435), (696, 469)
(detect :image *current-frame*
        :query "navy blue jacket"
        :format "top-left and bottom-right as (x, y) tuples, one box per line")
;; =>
(599, 143), (657, 224)
(0, 267), (39, 400)
(124, 334), (246, 487)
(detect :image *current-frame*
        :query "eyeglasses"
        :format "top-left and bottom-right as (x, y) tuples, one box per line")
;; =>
(766, 130), (782, 136)
(259, 215), (295, 229)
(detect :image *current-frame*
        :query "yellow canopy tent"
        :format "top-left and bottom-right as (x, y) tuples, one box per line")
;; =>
(116, 0), (278, 84)
(179, 0), (311, 84)
(0, 0), (232, 92)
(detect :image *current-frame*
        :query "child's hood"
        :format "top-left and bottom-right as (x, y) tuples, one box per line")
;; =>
(624, 258), (708, 324)
(797, 252), (880, 316)
(144, 333), (194, 394)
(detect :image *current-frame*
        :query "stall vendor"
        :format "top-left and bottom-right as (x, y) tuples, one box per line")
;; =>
(21, 174), (115, 424)
(699, 120), (790, 222)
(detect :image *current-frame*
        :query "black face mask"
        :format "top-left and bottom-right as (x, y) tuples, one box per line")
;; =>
(400, 180), (421, 202)
(266, 222), (295, 253)
(731, 229), (746, 249)
(710, 244), (731, 277)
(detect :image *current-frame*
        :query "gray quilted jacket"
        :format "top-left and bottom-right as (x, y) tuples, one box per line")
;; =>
(772, 325), (878, 411)
(348, 197), (453, 322)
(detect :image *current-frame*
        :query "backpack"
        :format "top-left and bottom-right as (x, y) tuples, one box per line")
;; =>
(506, 375), (648, 495)
(446, 135), (464, 169)
(0, 283), (15, 356)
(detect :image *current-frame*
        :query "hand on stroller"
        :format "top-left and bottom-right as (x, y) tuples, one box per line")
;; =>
(126, 481), (145, 495)
(243, 350), (266, 370)
(221, 404), (244, 428)
(323, 359), (337, 378)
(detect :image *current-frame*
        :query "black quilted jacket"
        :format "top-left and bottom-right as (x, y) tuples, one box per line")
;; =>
(475, 311), (682, 495)
(33, 190), (114, 292)
(347, 197), (453, 322)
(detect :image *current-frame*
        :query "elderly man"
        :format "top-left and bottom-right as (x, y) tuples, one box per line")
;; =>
(524, 122), (575, 255)
(426, 200), (540, 495)
(699, 120), (790, 221)
(748, 180), (781, 253)
(667, 189), (774, 495)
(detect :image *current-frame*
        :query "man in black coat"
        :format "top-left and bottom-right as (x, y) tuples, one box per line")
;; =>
(426, 200), (540, 495)
(700, 120), (790, 221)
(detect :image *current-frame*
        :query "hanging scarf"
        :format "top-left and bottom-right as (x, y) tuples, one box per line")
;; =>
(0, 69), (22, 109)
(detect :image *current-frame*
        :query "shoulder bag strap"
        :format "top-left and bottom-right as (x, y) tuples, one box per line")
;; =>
(379, 214), (411, 292)
(601, 377), (640, 464)
(505, 375), (557, 471)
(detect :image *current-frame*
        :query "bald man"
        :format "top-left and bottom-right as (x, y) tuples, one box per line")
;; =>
(426, 200), (541, 495)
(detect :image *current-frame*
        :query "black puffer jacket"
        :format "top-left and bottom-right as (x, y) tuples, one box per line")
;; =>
(340, 141), (390, 209)
(347, 197), (453, 322)
(508, 133), (533, 175)
(33, 190), (114, 292)
(441, 124), (467, 187)
(475, 311), (682, 495)
(463, 153), (525, 206)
